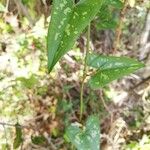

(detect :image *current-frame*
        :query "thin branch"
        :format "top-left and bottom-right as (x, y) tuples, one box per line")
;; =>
(99, 90), (113, 124)
(113, 0), (128, 52)
(80, 24), (91, 121)
(13, 0), (34, 26)
(132, 76), (150, 90)
(0, 122), (34, 130)
(6, 0), (10, 12)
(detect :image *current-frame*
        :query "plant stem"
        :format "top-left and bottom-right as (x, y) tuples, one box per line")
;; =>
(80, 24), (91, 121)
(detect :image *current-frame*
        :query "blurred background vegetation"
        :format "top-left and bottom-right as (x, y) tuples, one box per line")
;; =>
(0, 0), (150, 149)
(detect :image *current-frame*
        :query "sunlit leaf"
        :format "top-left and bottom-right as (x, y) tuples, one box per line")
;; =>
(22, 0), (30, 5)
(16, 75), (38, 88)
(86, 53), (144, 89)
(13, 123), (23, 149)
(2, 144), (10, 150)
(66, 115), (100, 150)
(47, 0), (104, 72)
(0, 3), (6, 12)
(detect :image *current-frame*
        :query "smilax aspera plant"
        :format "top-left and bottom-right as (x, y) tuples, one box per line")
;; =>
(47, 0), (144, 149)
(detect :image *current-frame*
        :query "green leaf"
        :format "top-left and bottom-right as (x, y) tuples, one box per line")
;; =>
(97, 8), (118, 30)
(97, 19), (118, 30)
(21, 0), (30, 5)
(86, 53), (144, 89)
(2, 144), (10, 150)
(31, 135), (47, 145)
(66, 115), (100, 150)
(47, 0), (74, 72)
(47, 0), (104, 72)
(107, 0), (123, 9)
(96, 0), (122, 30)
(0, 3), (6, 12)
(16, 75), (38, 89)
(13, 123), (23, 149)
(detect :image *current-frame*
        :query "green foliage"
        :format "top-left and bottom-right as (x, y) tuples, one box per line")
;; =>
(58, 99), (72, 113)
(66, 115), (100, 150)
(21, 0), (30, 5)
(0, 3), (6, 12)
(47, 0), (104, 72)
(97, 8), (117, 30)
(31, 135), (47, 145)
(47, 0), (73, 72)
(47, 1), (144, 148)
(0, 18), (13, 33)
(106, 0), (123, 8)
(0, 0), (146, 149)
(13, 123), (23, 149)
(16, 75), (38, 89)
(96, 0), (123, 30)
(1, 144), (10, 150)
(86, 53), (144, 89)
(125, 135), (150, 150)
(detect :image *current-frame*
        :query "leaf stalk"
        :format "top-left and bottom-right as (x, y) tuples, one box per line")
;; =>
(80, 24), (91, 121)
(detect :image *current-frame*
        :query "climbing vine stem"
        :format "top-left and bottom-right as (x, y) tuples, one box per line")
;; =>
(80, 24), (91, 121)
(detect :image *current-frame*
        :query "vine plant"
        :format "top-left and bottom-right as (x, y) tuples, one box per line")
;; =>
(47, 0), (144, 149)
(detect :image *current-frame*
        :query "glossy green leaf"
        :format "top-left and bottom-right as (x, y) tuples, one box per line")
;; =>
(87, 53), (144, 89)
(47, 0), (104, 72)
(47, 0), (74, 72)
(13, 123), (23, 149)
(66, 115), (100, 150)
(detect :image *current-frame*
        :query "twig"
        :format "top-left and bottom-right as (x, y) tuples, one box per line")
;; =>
(21, 140), (24, 150)
(6, 0), (10, 12)
(99, 91), (111, 115)
(99, 90), (113, 123)
(47, 137), (57, 150)
(132, 76), (150, 90)
(80, 24), (91, 121)
(0, 122), (34, 130)
(13, 0), (34, 26)
(113, 0), (128, 52)
(101, 133), (116, 150)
